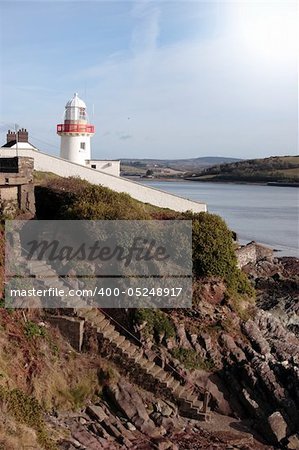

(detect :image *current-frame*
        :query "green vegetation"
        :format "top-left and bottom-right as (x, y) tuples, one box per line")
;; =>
(98, 366), (119, 387)
(171, 348), (215, 371)
(121, 156), (240, 172)
(24, 321), (46, 339)
(57, 383), (95, 410)
(187, 155), (299, 184)
(34, 176), (254, 298)
(186, 212), (254, 296)
(1, 175), (254, 309)
(33, 170), (60, 184)
(35, 176), (167, 220)
(0, 387), (56, 450)
(134, 309), (176, 339)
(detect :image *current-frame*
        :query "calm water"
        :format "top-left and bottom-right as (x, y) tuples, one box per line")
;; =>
(142, 181), (299, 257)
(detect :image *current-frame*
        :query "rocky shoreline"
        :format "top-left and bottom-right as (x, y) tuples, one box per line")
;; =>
(244, 254), (299, 338)
(49, 249), (299, 450)
(1, 230), (298, 449)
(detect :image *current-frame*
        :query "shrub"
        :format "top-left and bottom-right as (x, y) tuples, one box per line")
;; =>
(183, 212), (253, 295)
(171, 348), (215, 371)
(34, 178), (254, 297)
(24, 321), (46, 339)
(57, 383), (93, 410)
(35, 178), (152, 220)
(67, 185), (151, 220)
(134, 309), (175, 339)
(0, 387), (56, 450)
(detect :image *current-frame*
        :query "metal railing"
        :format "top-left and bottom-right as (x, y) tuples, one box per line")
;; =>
(57, 124), (95, 133)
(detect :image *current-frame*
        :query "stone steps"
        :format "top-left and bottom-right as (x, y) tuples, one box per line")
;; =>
(21, 252), (211, 422)
(28, 261), (58, 277)
(77, 308), (210, 422)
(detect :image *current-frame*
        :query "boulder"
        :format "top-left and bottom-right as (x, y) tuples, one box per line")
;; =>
(160, 403), (174, 417)
(174, 322), (192, 349)
(72, 426), (108, 449)
(287, 434), (299, 449)
(154, 400), (175, 417)
(86, 404), (108, 422)
(267, 411), (288, 443)
(126, 421), (136, 431)
(106, 381), (156, 435)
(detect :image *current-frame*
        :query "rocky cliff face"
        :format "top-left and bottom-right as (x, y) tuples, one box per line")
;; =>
(52, 257), (299, 449)
(119, 257), (299, 449)
(52, 302), (299, 449)
(54, 379), (273, 450)
(1, 255), (298, 449)
(246, 256), (299, 338)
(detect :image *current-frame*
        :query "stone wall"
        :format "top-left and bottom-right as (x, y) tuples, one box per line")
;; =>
(0, 147), (207, 213)
(0, 186), (18, 201)
(46, 315), (84, 351)
(236, 241), (274, 268)
(0, 156), (35, 216)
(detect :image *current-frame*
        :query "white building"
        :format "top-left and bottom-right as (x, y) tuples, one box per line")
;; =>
(57, 93), (120, 176)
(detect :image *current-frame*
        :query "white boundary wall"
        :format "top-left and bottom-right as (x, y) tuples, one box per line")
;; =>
(86, 159), (120, 176)
(0, 147), (207, 213)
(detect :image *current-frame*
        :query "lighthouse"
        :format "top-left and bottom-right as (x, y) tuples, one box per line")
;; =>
(57, 93), (95, 165)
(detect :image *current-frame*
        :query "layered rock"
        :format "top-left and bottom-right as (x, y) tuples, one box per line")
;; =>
(55, 380), (274, 450)
(246, 256), (299, 337)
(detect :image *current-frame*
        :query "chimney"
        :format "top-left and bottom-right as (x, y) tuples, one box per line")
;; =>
(17, 128), (28, 143)
(6, 130), (16, 143)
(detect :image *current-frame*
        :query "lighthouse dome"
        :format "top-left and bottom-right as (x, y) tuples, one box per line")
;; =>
(64, 93), (87, 122)
(66, 92), (86, 109)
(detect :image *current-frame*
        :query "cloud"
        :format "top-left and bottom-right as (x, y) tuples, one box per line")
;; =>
(130, 0), (161, 80)
(0, 1), (297, 159)
(130, 0), (160, 54)
(119, 134), (132, 140)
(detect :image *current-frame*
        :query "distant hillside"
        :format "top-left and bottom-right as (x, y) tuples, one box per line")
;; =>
(121, 156), (241, 172)
(185, 155), (299, 184)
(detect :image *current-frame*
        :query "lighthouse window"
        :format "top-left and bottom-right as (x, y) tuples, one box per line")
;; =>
(79, 108), (86, 120)
(80, 142), (86, 150)
(91, 164), (96, 169)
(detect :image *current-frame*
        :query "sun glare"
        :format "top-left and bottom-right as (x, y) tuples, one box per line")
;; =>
(232, 1), (298, 65)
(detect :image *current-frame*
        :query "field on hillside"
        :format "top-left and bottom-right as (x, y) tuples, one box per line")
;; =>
(186, 155), (299, 184)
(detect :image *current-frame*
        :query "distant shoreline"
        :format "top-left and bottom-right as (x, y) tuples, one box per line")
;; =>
(125, 176), (299, 187)
(184, 178), (299, 187)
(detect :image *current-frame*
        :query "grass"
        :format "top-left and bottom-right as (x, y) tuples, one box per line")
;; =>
(134, 309), (176, 340)
(0, 387), (57, 450)
(24, 321), (47, 339)
(33, 170), (61, 184)
(171, 348), (215, 371)
(34, 176), (176, 221)
(57, 382), (95, 410)
(277, 167), (299, 176)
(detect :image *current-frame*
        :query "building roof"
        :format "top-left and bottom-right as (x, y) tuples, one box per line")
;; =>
(2, 140), (17, 148)
(1, 141), (38, 150)
(64, 93), (88, 122)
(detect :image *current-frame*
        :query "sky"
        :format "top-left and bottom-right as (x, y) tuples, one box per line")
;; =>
(0, 0), (297, 160)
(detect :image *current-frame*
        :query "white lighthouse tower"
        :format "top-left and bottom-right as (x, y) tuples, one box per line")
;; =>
(57, 93), (95, 165)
